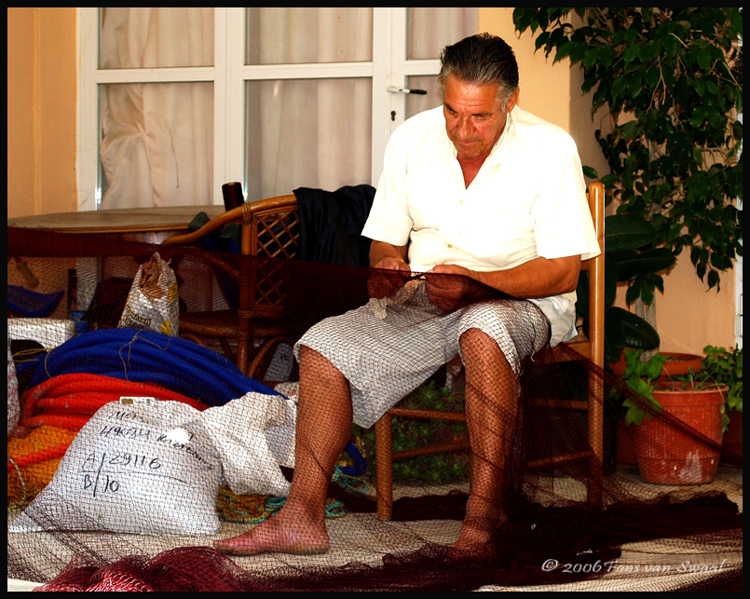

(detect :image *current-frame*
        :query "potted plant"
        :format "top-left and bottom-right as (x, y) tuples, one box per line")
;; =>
(514, 8), (742, 467)
(620, 349), (727, 484)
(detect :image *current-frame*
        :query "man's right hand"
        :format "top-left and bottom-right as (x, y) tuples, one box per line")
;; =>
(367, 257), (412, 299)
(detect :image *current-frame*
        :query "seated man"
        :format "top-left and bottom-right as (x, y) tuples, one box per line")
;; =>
(215, 33), (600, 555)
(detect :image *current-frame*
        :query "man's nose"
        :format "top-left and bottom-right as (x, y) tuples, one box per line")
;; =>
(454, 117), (473, 139)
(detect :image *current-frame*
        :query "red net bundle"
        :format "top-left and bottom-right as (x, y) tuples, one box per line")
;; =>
(7, 225), (742, 592)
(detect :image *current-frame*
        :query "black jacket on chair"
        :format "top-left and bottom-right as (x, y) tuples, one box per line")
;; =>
(293, 184), (376, 267)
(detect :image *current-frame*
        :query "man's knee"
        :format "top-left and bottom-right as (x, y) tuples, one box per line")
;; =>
(299, 345), (348, 389)
(460, 328), (516, 390)
(460, 328), (501, 366)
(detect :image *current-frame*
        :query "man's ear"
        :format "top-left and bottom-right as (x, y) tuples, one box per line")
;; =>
(506, 87), (520, 112)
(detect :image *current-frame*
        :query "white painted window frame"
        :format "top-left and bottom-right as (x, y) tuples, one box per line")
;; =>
(77, 7), (443, 211)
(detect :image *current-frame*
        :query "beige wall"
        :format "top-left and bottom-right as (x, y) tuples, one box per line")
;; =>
(7, 7), (78, 219)
(6, 7), (738, 355)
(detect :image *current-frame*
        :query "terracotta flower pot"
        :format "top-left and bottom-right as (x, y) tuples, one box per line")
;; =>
(658, 352), (704, 378)
(632, 382), (726, 485)
(611, 351), (703, 378)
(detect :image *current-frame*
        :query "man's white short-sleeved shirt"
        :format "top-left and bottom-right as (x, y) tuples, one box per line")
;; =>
(362, 105), (601, 345)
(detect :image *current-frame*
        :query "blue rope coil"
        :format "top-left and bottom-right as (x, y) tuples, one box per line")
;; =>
(27, 328), (280, 406)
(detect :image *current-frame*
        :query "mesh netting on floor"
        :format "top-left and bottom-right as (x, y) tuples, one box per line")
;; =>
(7, 226), (742, 592)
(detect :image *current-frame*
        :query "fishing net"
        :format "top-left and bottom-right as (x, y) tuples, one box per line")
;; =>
(7, 225), (742, 592)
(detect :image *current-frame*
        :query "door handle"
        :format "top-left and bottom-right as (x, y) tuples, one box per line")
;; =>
(387, 86), (427, 95)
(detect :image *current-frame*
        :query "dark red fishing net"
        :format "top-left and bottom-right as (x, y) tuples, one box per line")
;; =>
(7, 226), (742, 592)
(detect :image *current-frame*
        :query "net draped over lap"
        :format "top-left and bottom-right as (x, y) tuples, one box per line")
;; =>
(7, 226), (742, 592)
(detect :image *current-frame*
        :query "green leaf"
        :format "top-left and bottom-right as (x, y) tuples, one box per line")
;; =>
(705, 80), (720, 95)
(697, 47), (712, 71)
(628, 75), (643, 99)
(605, 215), (657, 251)
(582, 47), (599, 69)
(691, 146), (704, 167)
(624, 403), (644, 427)
(627, 376), (654, 398)
(639, 41), (657, 63)
(625, 282), (641, 305)
(689, 105), (708, 127)
(645, 65), (661, 88)
(582, 165), (599, 179)
(707, 269), (720, 290)
(618, 120), (640, 141)
(623, 44), (641, 66)
(555, 40), (576, 62)
(598, 46), (615, 67)
(644, 353), (667, 380)
(615, 248), (676, 281)
(607, 306), (660, 349)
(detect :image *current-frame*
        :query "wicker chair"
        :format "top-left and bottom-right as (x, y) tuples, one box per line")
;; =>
(161, 195), (301, 376)
(373, 182), (606, 520)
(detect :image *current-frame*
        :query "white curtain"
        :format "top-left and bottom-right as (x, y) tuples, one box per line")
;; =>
(98, 8), (477, 209)
(245, 8), (373, 202)
(99, 8), (214, 209)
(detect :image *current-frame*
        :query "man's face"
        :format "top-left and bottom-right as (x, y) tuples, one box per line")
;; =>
(443, 74), (518, 161)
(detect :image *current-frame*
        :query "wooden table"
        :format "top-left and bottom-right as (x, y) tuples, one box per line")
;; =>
(8, 205), (226, 244)
(9, 205), (228, 312)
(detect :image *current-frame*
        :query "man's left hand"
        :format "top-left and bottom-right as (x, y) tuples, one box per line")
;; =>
(424, 265), (496, 312)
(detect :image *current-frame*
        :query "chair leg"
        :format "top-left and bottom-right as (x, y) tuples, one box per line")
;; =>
(374, 414), (394, 521)
(587, 371), (604, 507)
(218, 337), (236, 364)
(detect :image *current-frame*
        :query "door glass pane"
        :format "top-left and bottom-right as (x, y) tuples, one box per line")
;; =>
(99, 82), (214, 209)
(407, 8), (477, 60)
(245, 7), (372, 65)
(245, 79), (372, 201)
(99, 7), (214, 68)
(406, 75), (443, 119)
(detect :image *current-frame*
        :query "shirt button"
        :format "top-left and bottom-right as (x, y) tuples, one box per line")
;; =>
(447, 243), (453, 249)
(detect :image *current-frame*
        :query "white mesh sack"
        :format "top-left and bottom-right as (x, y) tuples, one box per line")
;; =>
(9, 400), (222, 536)
(200, 391), (295, 497)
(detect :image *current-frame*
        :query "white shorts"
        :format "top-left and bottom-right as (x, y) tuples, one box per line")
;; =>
(294, 283), (551, 429)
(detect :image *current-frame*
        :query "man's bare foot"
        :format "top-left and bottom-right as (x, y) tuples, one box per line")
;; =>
(214, 506), (330, 556)
(452, 495), (506, 553)
(452, 519), (498, 553)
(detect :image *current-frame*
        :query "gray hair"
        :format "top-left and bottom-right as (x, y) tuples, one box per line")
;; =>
(437, 33), (519, 110)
